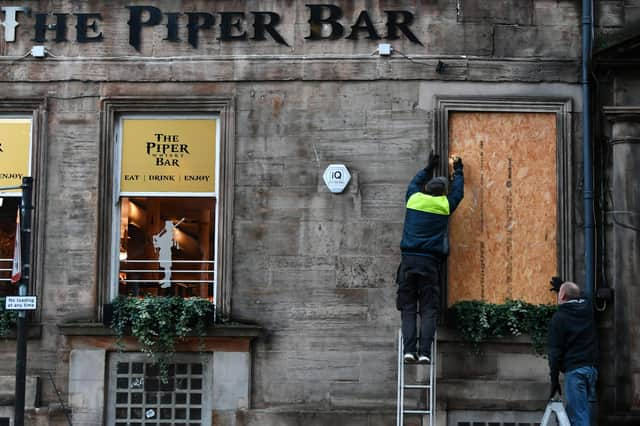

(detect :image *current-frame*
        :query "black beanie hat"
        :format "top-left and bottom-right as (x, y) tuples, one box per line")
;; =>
(425, 177), (448, 196)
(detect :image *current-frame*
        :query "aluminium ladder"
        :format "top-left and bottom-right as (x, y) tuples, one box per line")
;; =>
(540, 400), (571, 426)
(396, 328), (436, 426)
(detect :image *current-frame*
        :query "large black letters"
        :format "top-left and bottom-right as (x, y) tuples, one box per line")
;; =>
(251, 12), (288, 46)
(186, 12), (214, 48)
(127, 5), (162, 50)
(305, 4), (344, 40)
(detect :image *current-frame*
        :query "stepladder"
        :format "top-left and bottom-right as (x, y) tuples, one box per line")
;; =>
(540, 400), (571, 426)
(397, 328), (436, 426)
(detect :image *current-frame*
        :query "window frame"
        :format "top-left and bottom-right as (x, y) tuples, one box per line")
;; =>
(97, 97), (235, 318)
(106, 352), (213, 425)
(434, 96), (574, 304)
(0, 99), (47, 322)
(111, 114), (221, 300)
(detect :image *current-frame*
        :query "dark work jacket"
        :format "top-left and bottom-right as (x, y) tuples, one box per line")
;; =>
(399, 168), (464, 260)
(547, 298), (599, 382)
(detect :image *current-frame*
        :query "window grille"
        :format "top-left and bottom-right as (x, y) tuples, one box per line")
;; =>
(448, 410), (551, 426)
(107, 353), (212, 425)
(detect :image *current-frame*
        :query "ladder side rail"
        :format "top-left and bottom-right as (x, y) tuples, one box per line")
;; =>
(397, 328), (404, 426)
(430, 332), (437, 426)
(553, 403), (571, 426)
(541, 401), (571, 426)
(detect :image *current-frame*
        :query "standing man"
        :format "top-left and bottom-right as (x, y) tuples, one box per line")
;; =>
(397, 151), (464, 363)
(548, 281), (599, 426)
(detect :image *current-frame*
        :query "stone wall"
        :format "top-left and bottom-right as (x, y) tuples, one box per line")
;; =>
(0, 1), (598, 425)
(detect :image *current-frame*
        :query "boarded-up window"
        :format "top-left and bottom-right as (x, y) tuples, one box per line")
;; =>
(447, 112), (557, 306)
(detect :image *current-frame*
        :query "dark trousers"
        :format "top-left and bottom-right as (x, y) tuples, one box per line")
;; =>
(396, 255), (441, 356)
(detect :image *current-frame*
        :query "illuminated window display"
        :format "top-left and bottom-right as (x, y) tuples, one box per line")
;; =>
(0, 118), (32, 297)
(114, 117), (218, 302)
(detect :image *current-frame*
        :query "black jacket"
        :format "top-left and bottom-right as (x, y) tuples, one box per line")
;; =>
(399, 168), (464, 259)
(547, 298), (598, 382)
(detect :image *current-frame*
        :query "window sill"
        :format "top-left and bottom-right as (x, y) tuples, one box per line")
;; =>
(59, 322), (262, 352)
(437, 327), (536, 345)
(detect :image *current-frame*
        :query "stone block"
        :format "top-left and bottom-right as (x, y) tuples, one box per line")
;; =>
(235, 161), (285, 187)
(0, 376), (40, 407)
(614, 78), (640, 106)
(459, 0), (533, 25)
(496, 352), (548, 380)
(626, 1), (640, 25)
(68, 349), (105, 424)
(329, 381), (395, 409)
(440, 379), (549, 410)
(533, 0), (580, 26)
(440, 347), (498, 379)
(422, 23), (493, 56)
(336, 255), (397, 288)
(494, 25), (580, 58)
(366, 288), (398, 327)
(213, 352), (250, 410)
(597, 1), (625, 27)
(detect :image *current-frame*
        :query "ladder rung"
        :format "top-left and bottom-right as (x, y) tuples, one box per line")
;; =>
(404, 409), (431, 415)
(404, 384), (431, 389)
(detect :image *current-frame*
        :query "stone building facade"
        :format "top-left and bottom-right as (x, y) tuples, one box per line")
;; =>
(0, 1), (637, 425)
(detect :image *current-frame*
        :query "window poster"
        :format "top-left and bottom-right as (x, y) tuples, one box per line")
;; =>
(120, 118), (217, 194)
(0, 118), (31, 194)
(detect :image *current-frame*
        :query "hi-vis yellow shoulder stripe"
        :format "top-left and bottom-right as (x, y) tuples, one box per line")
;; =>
(407, 193), (450, 215)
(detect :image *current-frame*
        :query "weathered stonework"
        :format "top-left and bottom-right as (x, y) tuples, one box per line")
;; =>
(0, 0), (636, 425)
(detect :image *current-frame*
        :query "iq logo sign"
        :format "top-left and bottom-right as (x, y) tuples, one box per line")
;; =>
(323, 164), (351, 194)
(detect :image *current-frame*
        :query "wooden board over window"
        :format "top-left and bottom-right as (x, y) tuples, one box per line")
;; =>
(447, 112), (557, 306)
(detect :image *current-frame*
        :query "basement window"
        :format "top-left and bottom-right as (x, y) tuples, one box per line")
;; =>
(106, 352), (212, 425)
(448, 410), (546, 426)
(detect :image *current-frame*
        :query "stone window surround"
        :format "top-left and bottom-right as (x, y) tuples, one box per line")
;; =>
(96, 97), (236, 319)
(60, 331), (255, 426)
(433, 96), (575, 304)
(0, 98), (48, 324)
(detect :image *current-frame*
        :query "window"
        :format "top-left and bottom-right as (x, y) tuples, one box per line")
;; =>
(106, 353), (212, 425)
(434, 97), (573, 307)
(447, 410), (544, 426)
(112, 117), (218, 301)
(97, 98), (235, 316)
(0, 117), (33, 297)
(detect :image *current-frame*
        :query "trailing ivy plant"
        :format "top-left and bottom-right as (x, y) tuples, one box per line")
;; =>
(0, 297), (18, 338)
(110, 296), (212, 382)
(451, 299), (557, 355)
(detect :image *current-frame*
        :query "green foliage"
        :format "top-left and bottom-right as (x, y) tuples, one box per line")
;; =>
(451, 299), (557, 355)
(110, 296), (211, 381)
(0, 297), (18, 338)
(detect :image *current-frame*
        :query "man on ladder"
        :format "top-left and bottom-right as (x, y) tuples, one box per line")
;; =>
(396, 151), (464, 363)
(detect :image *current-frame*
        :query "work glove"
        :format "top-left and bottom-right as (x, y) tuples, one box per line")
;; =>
(550, 276), (563, 293)
(452, 156), (463, 173)
(425, 150), (440, 172)
(549, 379), (561, 400)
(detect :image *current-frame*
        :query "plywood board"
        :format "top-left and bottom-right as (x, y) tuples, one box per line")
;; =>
(448, 112), (557, 306)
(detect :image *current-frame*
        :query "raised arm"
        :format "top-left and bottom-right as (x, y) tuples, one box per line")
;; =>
(447, 156), (464, 212)
(406, 150), (440, 200)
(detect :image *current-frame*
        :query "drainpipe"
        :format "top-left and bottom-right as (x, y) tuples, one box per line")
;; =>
(582, 0), (594, 300)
